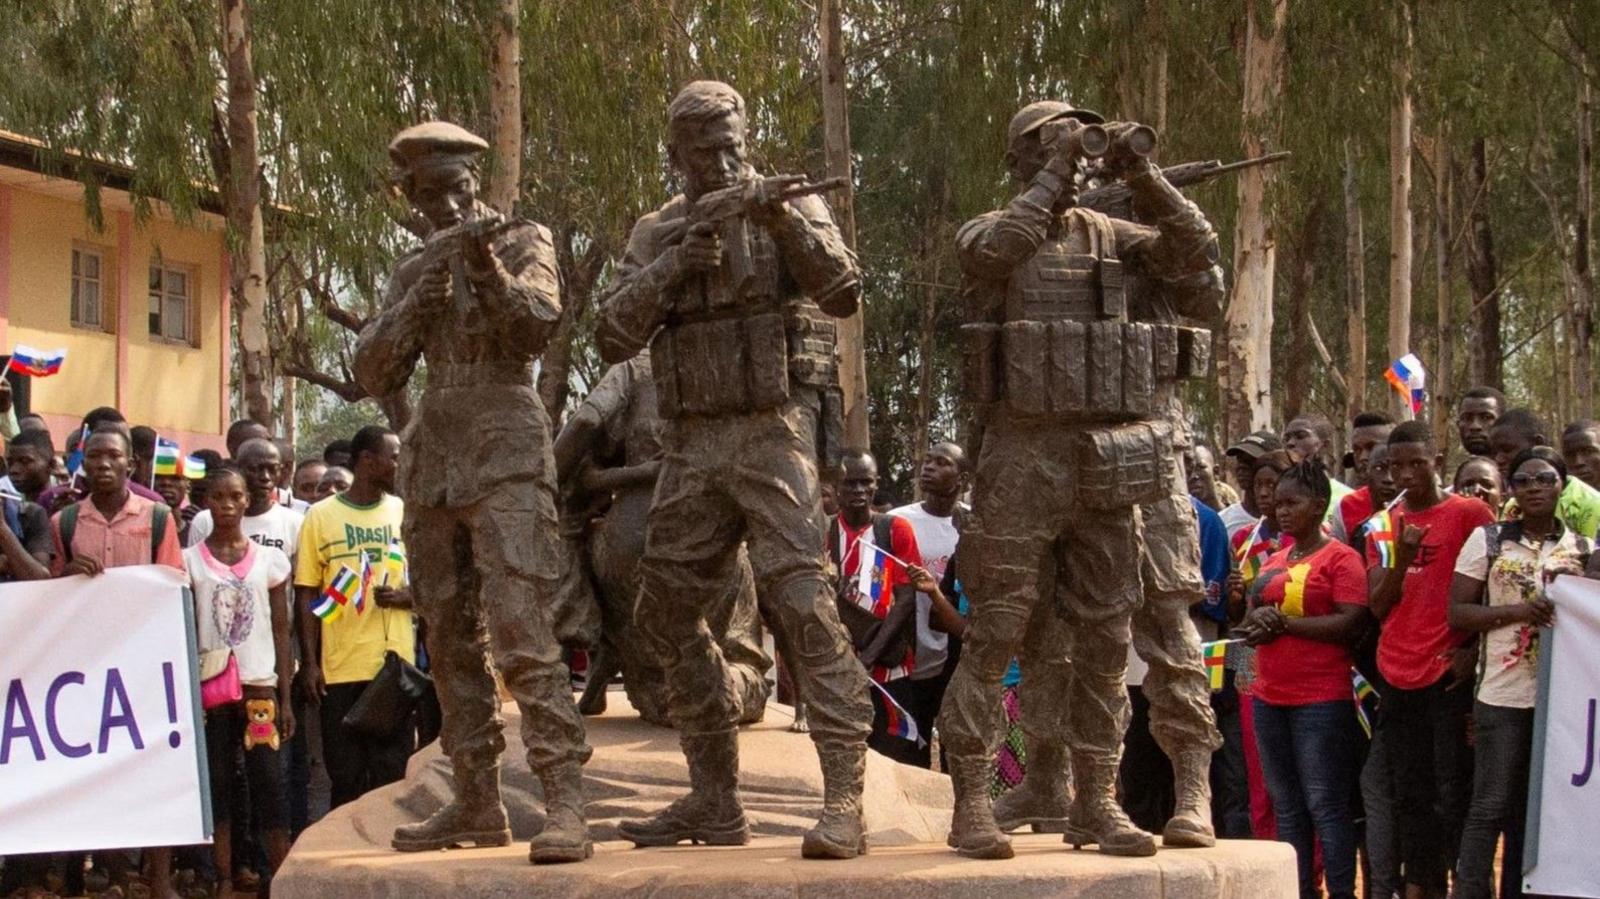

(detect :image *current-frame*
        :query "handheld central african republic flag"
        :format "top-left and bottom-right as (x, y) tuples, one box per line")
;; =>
(868, 679), (925, 746)
(1352, 668), (1380, 737)
(152, 437), (182, 478)
(381, 539), (407, 587)
(311, 564), (363, 622)
(1365, 509), (1399, 568)
(183, 455), (208, 480)
(1236, 522), (1273, 584)
(1201, 639), (1233, 691)
(1384, 353), (1427, 415)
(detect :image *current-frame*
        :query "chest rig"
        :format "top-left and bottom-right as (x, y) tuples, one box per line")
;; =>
(649, 202), (837, 419)
(962, 207), (1208, 424)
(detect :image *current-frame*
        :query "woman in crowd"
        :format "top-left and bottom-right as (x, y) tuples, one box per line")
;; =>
(1448, 447), (1591, 899)
(1227, 449), (1296, 839)
(184, 466), (296, 898)
(1454, 456), (1505, 517)
(1240, 459), (1368, 899)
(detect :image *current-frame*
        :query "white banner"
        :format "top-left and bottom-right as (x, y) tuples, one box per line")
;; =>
(0, 565), (210, 854)
(1526, 575), (1600, 897)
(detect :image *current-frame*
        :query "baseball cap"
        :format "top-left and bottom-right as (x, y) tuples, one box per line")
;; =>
(1226, 430), (1284, 460)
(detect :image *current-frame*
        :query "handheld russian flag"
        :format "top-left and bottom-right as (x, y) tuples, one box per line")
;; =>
(1384, 353), (1427, 415)
(354, 555), (374, 613)
(64, 424), (90, 482)
(152, 437), (182, 478)
(1201, 639), (1233, 691)
(868, 679), (925, 747)
(1352, 668), (1380, 738)
(853, 536), (902, 619)
(7, 345), (66, 378)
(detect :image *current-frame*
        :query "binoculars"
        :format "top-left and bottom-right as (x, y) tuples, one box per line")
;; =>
(1049, 121), (1158, 161)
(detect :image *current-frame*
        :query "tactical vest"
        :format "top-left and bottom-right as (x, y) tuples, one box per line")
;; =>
(649, 206), (838, 419)
(962, 207), (1209, 424)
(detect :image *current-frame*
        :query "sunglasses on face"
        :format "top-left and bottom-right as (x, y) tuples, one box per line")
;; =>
(1512, 472), (1561, 488)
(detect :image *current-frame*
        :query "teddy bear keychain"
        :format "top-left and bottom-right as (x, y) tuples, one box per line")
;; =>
(243, 698), (281, 751)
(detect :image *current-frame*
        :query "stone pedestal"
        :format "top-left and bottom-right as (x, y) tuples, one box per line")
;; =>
(276, 697), (1295, 898)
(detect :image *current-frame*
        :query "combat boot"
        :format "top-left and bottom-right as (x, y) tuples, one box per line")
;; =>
(992, 739), (1071, 834)
(529, 761), (593, 864)
(1162, 747), (1216, 848)
(801, 746), (867, 859)
(391, 763), (512, 852)
(1064, 752), (1157, 857)
(945, 753), (1014, 859)
(618, 730), (750, 847)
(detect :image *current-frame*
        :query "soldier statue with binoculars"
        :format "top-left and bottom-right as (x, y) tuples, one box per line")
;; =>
(936, 100), (1224, 860)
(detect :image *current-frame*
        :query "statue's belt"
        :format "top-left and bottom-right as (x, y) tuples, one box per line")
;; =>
(427, 361), (535, 388)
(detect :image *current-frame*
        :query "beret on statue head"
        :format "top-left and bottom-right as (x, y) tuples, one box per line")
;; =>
(388, 121), (489, 174)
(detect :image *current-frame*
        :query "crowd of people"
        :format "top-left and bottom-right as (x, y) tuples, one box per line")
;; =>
(0, 381), (1592, 899)
(811, 385), (1594, 899)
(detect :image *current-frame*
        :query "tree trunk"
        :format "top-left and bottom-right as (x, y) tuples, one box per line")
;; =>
(1283, 198), (1325, 421)
(1430, 138), (1453, 451)
(820, 0), (868, 450)
(1344, 139), (1367, 422)
(1387, 0), (1414, 421)
(1464, 136), (1502, 390)
(1221, 0), (1288, 443)
(1576, 74), (1595, 418)
(486, 0), (521, 215)
(220, 0), (272, 429)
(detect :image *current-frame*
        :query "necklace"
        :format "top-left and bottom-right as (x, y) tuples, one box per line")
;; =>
(1287, 539), (1323, 561)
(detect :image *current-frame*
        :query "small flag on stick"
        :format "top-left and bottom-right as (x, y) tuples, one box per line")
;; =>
(868, 679), (925, 747)
(382, 539), (407, 588)
(1384, 353), (1427, 416)
(1352, 668), (1380, 738)
(183, 455), (208, 480)
(7, 345), (66, 378)
(152, 438), (182, 478)
(1201, 639), (1236, 691)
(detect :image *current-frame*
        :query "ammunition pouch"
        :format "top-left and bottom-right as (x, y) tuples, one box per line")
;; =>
(651, 312), (790, 418)
(817, 383), (846, 471)
(1073, 421), (1174, 509)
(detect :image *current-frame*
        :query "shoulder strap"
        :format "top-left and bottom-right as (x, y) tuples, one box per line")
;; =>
(826, 516), (841, 563)
(873, 513), (897, 550)
(60, 504), (79, 563)
(150, 503), (169, 560)
(1483, 523), (1503, 566)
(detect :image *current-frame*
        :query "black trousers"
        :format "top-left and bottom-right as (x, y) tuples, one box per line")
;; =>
(319, 681), (415, 810)
(1382, 677), (1473, 892)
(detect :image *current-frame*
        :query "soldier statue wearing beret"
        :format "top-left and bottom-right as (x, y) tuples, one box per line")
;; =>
(354, 122), (592, 865)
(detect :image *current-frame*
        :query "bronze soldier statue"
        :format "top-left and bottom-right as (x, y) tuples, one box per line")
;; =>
(596, 80), (873, 859)
(937, 100), (1222, 859)
(354, 122), (592, 865)
(553, 351), (773, 726)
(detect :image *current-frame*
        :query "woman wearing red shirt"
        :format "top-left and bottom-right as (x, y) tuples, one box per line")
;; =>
(1241, 460), (1368, 899)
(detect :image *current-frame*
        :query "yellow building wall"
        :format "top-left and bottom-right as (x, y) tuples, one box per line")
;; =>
(4, 187), (225, 440)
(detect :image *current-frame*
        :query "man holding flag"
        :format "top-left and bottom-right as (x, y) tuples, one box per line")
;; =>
(824, 451), (926, 765)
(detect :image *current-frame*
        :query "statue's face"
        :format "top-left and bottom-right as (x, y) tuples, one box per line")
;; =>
(407, 160), (479, 230)
(669, 113), (748, 197)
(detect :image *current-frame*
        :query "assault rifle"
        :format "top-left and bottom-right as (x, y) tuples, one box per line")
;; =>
(658, 175), (849, 298)
(1080, 151), (1291, 220)
(417, 211), (522, 318)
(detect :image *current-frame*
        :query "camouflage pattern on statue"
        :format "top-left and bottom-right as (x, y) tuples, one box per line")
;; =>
(554, 353), (772, 726)
(936, 100), (1223, 861)
(354, 122), (592, 865)
(595, 81), (872, 861)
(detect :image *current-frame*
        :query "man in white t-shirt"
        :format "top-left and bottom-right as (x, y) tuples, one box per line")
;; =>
(889, 441), (969, 768)
(187, 439), (303, 560)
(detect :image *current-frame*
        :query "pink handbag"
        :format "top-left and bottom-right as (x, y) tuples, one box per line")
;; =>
(200, 652), (243, 711)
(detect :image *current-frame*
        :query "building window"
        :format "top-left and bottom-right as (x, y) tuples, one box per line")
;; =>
(148, 264), (193, 344)
(71, 247), (107, 330)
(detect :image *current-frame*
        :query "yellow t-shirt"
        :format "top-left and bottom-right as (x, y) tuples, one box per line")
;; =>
(295, 492), (415, 684)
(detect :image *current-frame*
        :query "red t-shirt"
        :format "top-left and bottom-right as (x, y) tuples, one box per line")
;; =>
(830, 513), (923, 682)
(1366, 494), (1495, 689)
(1248, 540), (1368, 705)
(1339, 486), (1374, 543)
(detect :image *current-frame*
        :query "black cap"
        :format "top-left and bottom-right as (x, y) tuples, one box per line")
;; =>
(1226, 430), (1283, 460)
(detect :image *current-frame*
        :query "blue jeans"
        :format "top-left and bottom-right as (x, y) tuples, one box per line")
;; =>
(1454, 701), (1534, 899)
(1254, 697), (1361, 899)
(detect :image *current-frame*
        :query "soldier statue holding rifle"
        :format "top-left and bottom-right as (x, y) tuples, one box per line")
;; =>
(937, 100), (1223, 860)
(595, 80), (873, 860)
(354, 122), (592, 865)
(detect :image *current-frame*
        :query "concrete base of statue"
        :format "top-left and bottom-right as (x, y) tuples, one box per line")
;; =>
(275, 695), (1295, 898)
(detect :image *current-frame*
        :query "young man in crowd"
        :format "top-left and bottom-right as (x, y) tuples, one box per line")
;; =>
(186, 438), (302, 555)
(1336, 413), (1395, 541)
(7, 429), (56, 504)
(1221, 430), (1284, 539)
(1284, 413), (1355, 537)
(322, 439), (353, 470)
(1560, 419), (1600, 490)
(226, 419), (272, 459)
(825, 450), (926, 765)
(1185, 444), (1224, 511)
(295, 425), (414, 809)
(292, 458), (328, 507)
(51, 428), (185, 899)
(1366, 422), (1495, 899)
(38, 408), (165, 512)
(316, 466), (353, 501)
(1490, 408), (1600, 538)
(130, 425), (158, 489)
(889, 442), (970, 768)
(1455, 386), (1506, 459)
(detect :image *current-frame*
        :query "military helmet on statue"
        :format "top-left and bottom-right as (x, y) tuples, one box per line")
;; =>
(1006, 100), (1105, 147)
